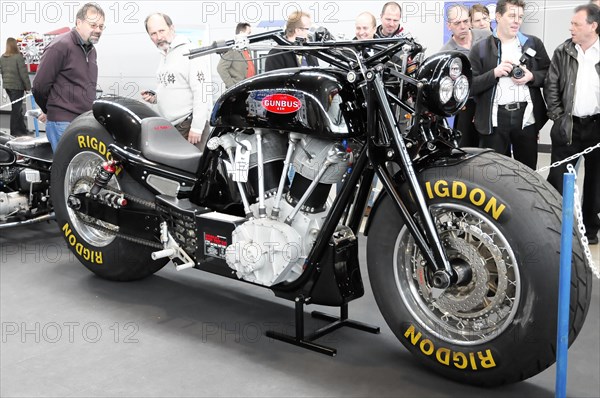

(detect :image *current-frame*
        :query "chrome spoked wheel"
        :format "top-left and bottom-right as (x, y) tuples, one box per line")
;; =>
(64, 151), (119, 247)
(394, 204), (520, 346)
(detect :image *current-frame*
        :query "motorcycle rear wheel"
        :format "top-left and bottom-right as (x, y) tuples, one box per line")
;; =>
(367, 151), (592, 386)
(51, 113), (168, 281)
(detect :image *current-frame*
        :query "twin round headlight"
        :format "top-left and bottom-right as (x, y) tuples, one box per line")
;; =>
(415, 52), (472, 116)
(439, 58), (470, 105)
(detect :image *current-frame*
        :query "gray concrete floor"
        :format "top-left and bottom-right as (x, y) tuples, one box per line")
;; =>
(0, 115), (599, 396)
(0, 223), (598, 397)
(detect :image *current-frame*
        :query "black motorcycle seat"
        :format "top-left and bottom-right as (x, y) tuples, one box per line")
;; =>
(7, 135), (53, 163)
(140, 117), (202, 174)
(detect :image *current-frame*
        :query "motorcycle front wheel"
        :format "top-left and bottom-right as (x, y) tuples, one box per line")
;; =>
(50, 112), (168, 281)
(367, 151), (592, 386)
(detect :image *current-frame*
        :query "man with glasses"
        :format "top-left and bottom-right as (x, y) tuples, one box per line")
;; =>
(265, 11), (319, 71)
(32, 2), (105, 151)
(440, 4), (491, 147)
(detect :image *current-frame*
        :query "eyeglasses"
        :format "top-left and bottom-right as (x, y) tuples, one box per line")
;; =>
(85, 20), (106, 31)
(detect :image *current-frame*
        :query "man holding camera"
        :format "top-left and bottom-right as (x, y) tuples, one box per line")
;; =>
(469, 0), (550, 169)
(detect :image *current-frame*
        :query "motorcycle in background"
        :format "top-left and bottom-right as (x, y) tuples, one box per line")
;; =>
(0, 109), (53, 229)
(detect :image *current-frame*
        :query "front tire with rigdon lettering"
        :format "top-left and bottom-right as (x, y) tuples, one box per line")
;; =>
(51, 112), (168, 281)
(367, 151), (591, 386)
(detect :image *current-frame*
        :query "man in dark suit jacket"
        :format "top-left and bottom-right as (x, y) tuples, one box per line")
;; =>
(265, 11), (319, 71)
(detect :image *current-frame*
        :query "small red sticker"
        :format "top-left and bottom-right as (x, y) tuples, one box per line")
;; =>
(261, 94), (302, 114)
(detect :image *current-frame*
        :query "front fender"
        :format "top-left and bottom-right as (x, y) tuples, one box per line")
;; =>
(364, 147), (491, 236)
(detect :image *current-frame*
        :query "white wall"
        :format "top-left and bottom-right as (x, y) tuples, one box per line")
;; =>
(0, 0), (444, 99)
(1, 0), (576, 144)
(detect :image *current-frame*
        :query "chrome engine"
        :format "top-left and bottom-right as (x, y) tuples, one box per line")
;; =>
(212, 130), (352, 287)
(0, 191), (29, 220)
(0, 167), (50, 222)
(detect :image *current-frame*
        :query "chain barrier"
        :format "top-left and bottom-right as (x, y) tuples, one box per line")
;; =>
(536, 145), (599, 278)
(536, 143), (600, 174)
(0, 93), (33, 110)
(565, 164), (599, 279)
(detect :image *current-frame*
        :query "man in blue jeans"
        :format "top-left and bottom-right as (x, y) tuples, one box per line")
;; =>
(32, 3), (105, 151)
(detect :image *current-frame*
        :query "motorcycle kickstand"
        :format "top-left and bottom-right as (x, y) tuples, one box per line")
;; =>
(266, 296), (380, 356)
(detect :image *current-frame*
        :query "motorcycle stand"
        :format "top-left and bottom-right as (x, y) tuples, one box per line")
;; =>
(266, 295), (380, 356)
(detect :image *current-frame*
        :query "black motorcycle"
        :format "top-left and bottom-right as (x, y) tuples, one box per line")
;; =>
(50, 30), (592, 386)
(0, 114), (53, 229)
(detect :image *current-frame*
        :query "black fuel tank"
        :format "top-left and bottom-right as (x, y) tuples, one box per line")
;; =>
(211, 68), (365, 138)
(93, 96), (160, 149)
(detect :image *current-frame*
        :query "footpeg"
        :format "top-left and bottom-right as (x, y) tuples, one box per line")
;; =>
(155, 221), (197, 271)
(151, 248), (175, 260)
(174, 262), (195, 271)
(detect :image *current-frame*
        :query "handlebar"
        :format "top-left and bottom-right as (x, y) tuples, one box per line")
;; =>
(187, 29), (286, 58)
(187, 27), (423, 72)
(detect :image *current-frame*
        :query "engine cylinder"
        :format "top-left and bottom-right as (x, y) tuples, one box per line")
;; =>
(286, 174), (331, 213)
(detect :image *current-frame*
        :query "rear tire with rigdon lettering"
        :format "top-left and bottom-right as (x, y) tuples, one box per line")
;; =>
(367, 151), (591, 386)
(51, 112), (168, 281)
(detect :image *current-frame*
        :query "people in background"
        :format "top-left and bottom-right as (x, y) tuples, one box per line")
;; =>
(469, 0), (550, 169)
(217, 23), (255, 89)
(375, 2), (410, 38)
(141, 13), (211, 145)
(440, 4), (491, 147)
(264, 11), (319, 71)
(0, 37), (31, 136)
(544, 3), (600, 245)
(470, 4), (492, 31)
(354, 11), (377, 40)
(32, 3), (104, 151)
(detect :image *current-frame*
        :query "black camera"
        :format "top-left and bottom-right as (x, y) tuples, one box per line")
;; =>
(509, 48), (537, 79)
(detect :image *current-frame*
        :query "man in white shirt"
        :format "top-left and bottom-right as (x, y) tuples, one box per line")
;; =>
(544, 3), (600, 244)
(469, 0), (550, 169)
(141, 13), (210, 145)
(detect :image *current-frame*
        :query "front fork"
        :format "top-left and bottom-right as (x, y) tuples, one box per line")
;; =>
(366, 69), (454, 289)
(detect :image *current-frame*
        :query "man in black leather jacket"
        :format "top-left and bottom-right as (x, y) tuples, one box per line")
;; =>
(468, 0), (550, 170)
(544, 3), (600, 244)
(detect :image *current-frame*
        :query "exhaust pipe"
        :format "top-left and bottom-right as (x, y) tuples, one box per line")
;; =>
(0, 212), (55, 230)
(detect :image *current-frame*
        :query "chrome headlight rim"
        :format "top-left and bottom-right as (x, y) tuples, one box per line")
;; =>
(449, 58), (463, 80)
(439, 77), (455, 105)
(453, 75), (470, 103)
